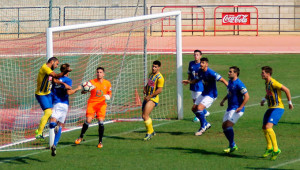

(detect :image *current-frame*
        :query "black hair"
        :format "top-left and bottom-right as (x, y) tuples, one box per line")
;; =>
(200, 57), (208, 62)
(60, 63), (70, 72)
(153, 60), (161, 67)
(229, 66), (240, 77)
(97, 67), (105, 72)
(194, 50), (202, 55)
(47, 57), (58, 63)
(261, 66), (272, 76)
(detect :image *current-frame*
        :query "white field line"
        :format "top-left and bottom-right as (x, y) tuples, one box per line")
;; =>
(0, 95), (299, 164)
(270, 158), (300, 169)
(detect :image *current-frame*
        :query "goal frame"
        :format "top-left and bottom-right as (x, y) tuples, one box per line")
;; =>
(46, 11), (184, 119)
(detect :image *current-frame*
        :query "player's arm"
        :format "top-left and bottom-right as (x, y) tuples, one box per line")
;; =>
(260, 95), (268, 106)
(236, 92), (249, 113)
(53, 78), (72, 90)
(49, 67), (72, 79)
(67, 85), (82, 95)
(182, 79), (199, 85)
(145, 87), (163, 101)
(218, 77), (228, 87)
(220, 95), (228, 107)
(281, 85), (293, 110)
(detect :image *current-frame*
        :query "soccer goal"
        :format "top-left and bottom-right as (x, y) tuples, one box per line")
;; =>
(0, 11), (183, 151)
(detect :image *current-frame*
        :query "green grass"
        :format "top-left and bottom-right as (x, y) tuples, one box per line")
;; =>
(1, 54), (300, 169)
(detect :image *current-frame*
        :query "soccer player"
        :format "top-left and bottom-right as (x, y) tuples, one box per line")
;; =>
(49, 63), (82, 156)
(220, 66), (249, 153)
(183, 57), (228, 136)
(35, 57), (72, 140)
(142, 60), (164, 141)
(75, 67), (112, 148)
(187, 50), (210, 122)
(260, 66), (293, 160)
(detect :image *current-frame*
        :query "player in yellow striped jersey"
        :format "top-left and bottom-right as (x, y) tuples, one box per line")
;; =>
(35, 57), (72, 141)
(260, 66), (293, 160)
(142, 60), (164, 141)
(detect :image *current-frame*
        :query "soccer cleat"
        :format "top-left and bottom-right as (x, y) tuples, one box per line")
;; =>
(224, 145), (238, 153)
(270, 149), (281, 161)
(205, 123), (211, 130)
(35, 134), (45, 142)
(193, 116), (200, 122)
(143, 132), (156, 141)
(51, 145), (56, 156)
(205, 111), (211, 117)
(195, 128), (206, 136)
(262, 148), (273, 158)
(75, 138), (83, 145)
(97, 142), (103, 148)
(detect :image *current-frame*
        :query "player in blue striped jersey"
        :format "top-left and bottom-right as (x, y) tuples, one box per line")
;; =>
(183, 57), (228, 136)
(220, 66), (249, 153)
(187, 50), (210, 122)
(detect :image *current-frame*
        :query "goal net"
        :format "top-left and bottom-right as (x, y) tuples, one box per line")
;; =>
(0, 11), (183, 151)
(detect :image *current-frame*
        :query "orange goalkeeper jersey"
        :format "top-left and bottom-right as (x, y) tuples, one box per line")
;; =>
(88, 78), (112, 104)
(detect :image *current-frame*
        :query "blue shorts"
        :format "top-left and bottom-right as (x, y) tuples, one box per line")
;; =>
(35, 94), (53, 111)
(142, 100), (158, 111)
(263, 108), (284, 125)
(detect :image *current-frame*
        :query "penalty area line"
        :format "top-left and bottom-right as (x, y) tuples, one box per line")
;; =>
(0, 120), (176, 164)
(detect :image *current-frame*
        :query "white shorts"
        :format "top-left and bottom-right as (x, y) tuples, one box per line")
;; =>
(223, 109), (244, 124)
(191, 91), (202, 100)
(194, 95), (216, 108)
(51, 103), (68, 123)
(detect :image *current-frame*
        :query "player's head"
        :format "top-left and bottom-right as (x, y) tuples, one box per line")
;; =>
(96, 67), (105, 79)
(152, 60), (161, 74)
(228, 66), (240, 79)
(47, 57), (59, 70)
(194, 50), (202, 61)
(200, 57), (208, 70)
(261, 66), (272, 79)
(60, 63), (70, 76)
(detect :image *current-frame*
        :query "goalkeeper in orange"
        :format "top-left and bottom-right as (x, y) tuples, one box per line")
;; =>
(35, 57), (72, 141)
(142, 60), (164, 141)
(75, 67), (112, 148)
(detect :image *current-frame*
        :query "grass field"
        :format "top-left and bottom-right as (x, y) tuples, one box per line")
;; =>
(1, 54), (300, 170)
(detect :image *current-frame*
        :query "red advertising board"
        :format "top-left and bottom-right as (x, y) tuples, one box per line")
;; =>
(222, 12), (250, 25)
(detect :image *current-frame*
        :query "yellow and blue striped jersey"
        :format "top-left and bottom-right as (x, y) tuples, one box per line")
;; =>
(265, 77), (284, 109)
(35, 63), (53, 95)
(145, 72), (164, 103)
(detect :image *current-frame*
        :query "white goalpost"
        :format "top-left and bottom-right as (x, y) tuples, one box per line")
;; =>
(0, 11), (183, 151)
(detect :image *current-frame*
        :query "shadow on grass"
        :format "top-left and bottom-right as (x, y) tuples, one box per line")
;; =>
(155, 146), (259, 160)
(279, 121), (300, 125)
(0, 156), (43, 165)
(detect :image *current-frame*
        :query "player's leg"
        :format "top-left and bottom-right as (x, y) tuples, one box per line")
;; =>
(75, 103), (94, 144)
(194, 95), (214, 136)
(142, 100), (156, 140)
(96, 104), (107, 148)
(222, 110), (243, 153)
(262, 108), (284, 160)
(35, 94), (53, 140)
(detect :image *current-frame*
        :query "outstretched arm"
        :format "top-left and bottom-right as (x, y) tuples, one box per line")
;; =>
(182, 79), (199, 85)
(281, 85), (293, 110)
(67, 85), (82, 95)
(219, 77), (228, 87)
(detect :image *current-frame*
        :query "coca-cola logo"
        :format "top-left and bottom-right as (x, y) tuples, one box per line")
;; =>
(222, 12), (250, 25)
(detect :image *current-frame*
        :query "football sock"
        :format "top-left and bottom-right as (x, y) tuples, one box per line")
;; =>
(203, 109), (207, 115)
(49, 122), (57, 147)
(54, 126), (62, 146)
(263, 129), (273, 149)
(266, 128), (278, 152)
(37, 109), (52, 135)
(224, 127), (235, 148)
(195, 111), (207, 128)
(79, 121), (89, 138)
(144, 118), (154, 134)
(98, 121), (104, 143)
